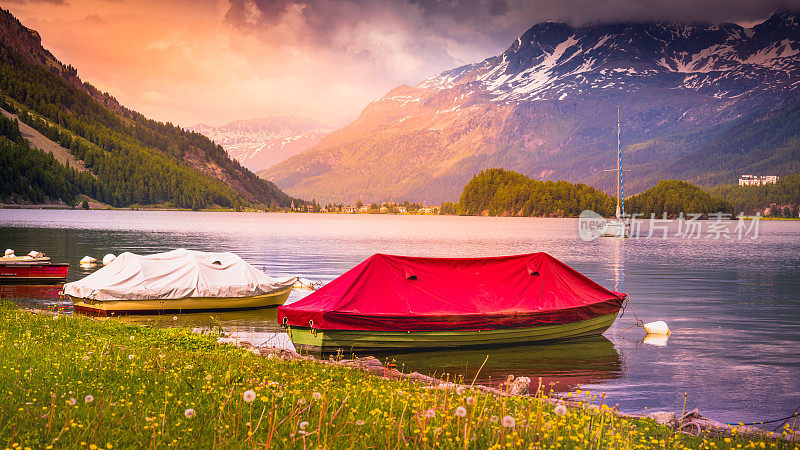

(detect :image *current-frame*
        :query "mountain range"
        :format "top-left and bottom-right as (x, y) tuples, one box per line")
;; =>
(263, 12), (800, 204)
(189, 117), (330, 172)
(0, 8), (296, 208)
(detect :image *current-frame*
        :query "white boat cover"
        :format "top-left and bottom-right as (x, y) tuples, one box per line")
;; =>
(63, 249), (296, 301)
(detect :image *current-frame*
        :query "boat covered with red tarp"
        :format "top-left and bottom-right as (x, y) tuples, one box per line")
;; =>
(279, 253), (626, 352)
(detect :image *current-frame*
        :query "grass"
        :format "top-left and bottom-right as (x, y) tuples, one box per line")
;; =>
(0, 304), (794, 449)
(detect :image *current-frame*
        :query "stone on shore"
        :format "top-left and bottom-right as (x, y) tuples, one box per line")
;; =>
(647, 411), (677, 429)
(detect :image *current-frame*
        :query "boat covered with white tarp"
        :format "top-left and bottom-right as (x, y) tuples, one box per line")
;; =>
(63, 249), (296, 315)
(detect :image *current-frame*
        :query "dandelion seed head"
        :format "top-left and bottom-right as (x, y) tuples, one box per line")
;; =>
(455, 406), (467, 417)
(67, 398), (76, 406)
(297, 398), (306, 405)
(466, 396), (475, 405)
(84, 395), (94, 404)
(456, 386), (465, 395)
(425, 409), (436, 419)
(355, 420), (365, 426)
(300, 421), (309, 430)
(184, 408), (196, 419)
(128, 354), (134, 360)
(243, 390), (256, 403)
(554, 404), (568, 417)
(490, 415), (499, 423)
(312, 392), (322, 401)
(502, 416), (515, 428)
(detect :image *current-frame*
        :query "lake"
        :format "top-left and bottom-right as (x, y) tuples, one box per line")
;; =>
(1, 209), (798, 425)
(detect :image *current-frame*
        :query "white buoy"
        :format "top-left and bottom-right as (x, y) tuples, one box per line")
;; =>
(644, 320), (671, 335)
(102, 253), (116, 265)
(4, 249), (14, 256)
(79, 256), (97, 264)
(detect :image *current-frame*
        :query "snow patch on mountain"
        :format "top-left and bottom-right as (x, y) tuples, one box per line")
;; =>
(189, 117), (330, 172)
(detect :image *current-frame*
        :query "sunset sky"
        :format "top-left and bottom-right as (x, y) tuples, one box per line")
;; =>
(4, 0), (798, 128)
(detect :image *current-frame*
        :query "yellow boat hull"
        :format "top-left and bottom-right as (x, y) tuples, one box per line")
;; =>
(69, 286), (292, 316)
(287, 311), (619, 353)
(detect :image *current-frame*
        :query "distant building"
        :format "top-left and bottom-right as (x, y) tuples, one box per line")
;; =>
(739, 174), (778, 186)
(358, 205), (370, 213)
(342, 205), (356, 213)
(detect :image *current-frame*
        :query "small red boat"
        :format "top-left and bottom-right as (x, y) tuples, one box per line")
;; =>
(0, 256), (69, 284)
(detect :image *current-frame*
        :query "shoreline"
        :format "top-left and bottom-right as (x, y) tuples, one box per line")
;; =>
(1, 205), (794, 220)
(8, 305), (795, 447)
(234, 339), (796, 443)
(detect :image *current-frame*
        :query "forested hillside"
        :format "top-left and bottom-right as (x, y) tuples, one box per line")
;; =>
(625, 180), (732, 217)
(711, 174), (800, 216)
(454, 169), (738, 218)
(0, 113), (97, 204)
(618, 100), (800, 191)
(0, 8), (297, 209)
(456, 169), (615, 217)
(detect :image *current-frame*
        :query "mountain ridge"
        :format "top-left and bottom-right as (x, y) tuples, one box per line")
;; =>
(0, 7), (297, 208)
(264, 12), (800, 204)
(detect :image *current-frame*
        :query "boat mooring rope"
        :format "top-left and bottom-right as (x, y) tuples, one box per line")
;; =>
(725, 403), (800, 431)
(615, 296), (644, 335)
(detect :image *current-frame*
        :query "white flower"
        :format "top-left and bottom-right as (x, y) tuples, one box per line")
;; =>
(502, 416), (515, 428)
(84, 395), (94, 404)
(312, 392), (322, 401)
(554, 404), (568, 417)
(128, 354), (134, 360)
(299, 421), (309, 430)
(424, 409), (436, 419)
(173, 316), (178, 321)
(184, 408), (195, 419)
(243, 390), (256, 403)
(129, 336), (135, 341)
(67, 398), (76, 406)
(466, 396), (475, 405)
(455, 407), (467, 417)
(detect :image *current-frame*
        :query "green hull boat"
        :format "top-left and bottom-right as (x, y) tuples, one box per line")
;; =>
(287, 311), (619, 353)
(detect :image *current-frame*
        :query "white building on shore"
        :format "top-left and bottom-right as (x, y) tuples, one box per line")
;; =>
(739, 174), (778, 186)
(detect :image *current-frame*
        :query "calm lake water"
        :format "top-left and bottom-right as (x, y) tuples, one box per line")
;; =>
(1, 209), (799, 425)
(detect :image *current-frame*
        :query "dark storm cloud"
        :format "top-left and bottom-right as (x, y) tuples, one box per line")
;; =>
(222, 0), (800, 87)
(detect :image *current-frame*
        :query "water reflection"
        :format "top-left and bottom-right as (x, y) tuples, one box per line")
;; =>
(388, 336), (622, 392)
(0, 284), (69, 309)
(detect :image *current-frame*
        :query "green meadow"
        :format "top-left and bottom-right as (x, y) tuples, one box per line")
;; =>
(0, 305), (792, 449)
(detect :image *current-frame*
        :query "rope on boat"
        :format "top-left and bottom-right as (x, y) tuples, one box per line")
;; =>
(615, 296), (644, 335)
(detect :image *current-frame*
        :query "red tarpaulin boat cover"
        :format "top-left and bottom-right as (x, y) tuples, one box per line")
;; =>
(278, 253), (626, 332)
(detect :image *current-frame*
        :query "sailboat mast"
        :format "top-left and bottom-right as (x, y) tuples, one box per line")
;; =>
(616, 106), (622, 219)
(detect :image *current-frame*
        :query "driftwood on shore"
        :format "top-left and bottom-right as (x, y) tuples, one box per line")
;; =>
(226, 338), (797, 443)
